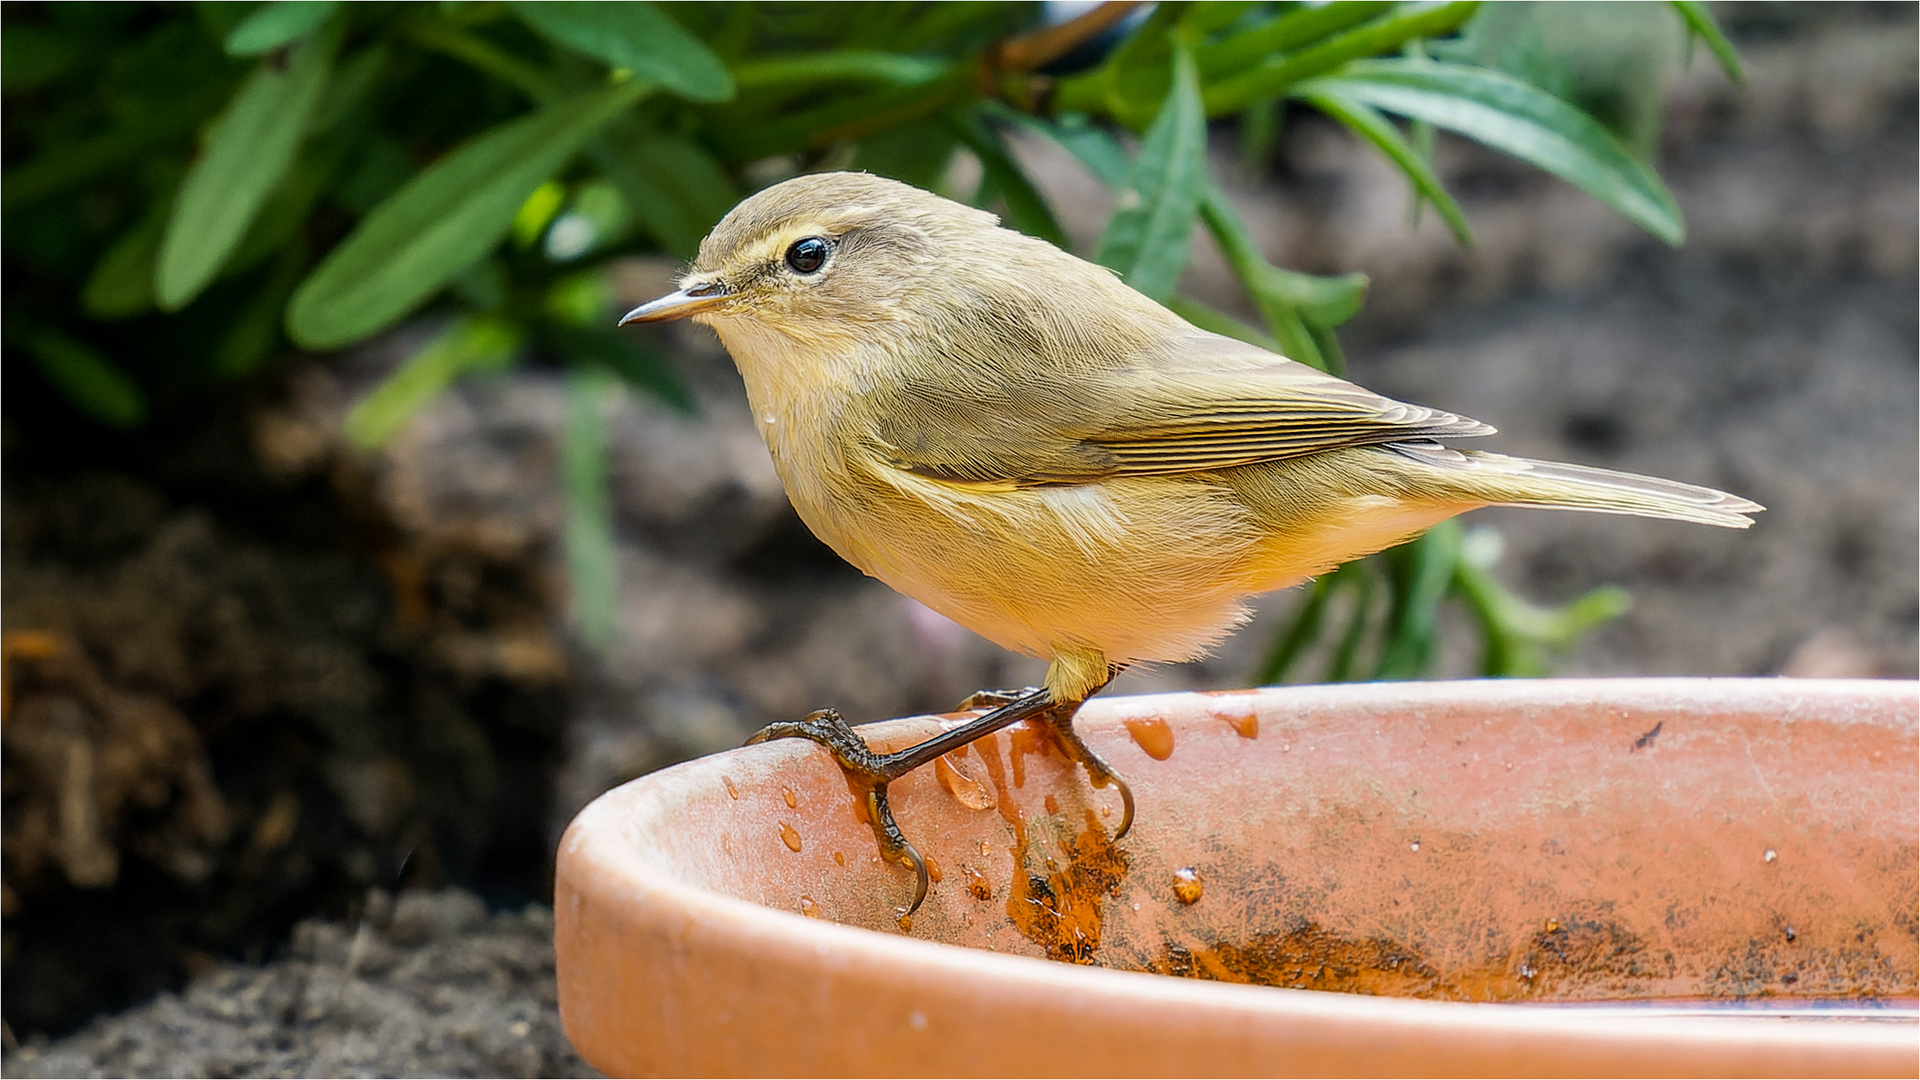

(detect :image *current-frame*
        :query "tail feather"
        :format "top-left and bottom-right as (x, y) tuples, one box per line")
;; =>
(1387, 441), (1762, 529)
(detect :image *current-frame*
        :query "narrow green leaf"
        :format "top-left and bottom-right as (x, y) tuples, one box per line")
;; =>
(1294, 60), (1684, 245)
(509, 1), (733, 102)
(225, 1), (338, 57)
(342, 316), (523, 449)
(944, 112), (1066, 247)
(1298, 88), (1474, 246)
(1167, 297), (1279, 353)
(1375, 520), (1463, 679)
(1, 85), (227, 210)
(212, 250), (305, 377)
(158, 34), (334, 310)
(1203, 1), (1482, 114)
(733, 51), (947, 91)
(83, 203), (168, 319)
(1669, 1), (1744, 84)
(1199, 2), (1393, 79)
(401, 18), (560, 103)
(1094, 44), (1208, 302)
(562, 368), (621, 649)
(22, 329), (147, 428)
(594, 129), (737, 259)
(1197, 186), (1367, 371)
(985, 106), (1129, 189)
(2, 25), (81, 91)
(1452, 532), (1631, 677)
(1325, 562), (1379, 682)
(288, 81), (649, 350)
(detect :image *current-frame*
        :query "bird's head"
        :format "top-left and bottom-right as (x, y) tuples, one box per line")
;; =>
(619, 172), (1008, 340)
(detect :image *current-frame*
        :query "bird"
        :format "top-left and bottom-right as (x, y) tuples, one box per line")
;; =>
(620, 171), (1760, 915)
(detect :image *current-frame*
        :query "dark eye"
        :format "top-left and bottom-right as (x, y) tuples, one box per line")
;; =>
(785, 237), (829, 274)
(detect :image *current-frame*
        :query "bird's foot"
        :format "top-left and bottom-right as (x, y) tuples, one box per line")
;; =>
(745, 690), (1063, 916)
(952, 687), (1037, 712)
(1032, 701), (1136, 839)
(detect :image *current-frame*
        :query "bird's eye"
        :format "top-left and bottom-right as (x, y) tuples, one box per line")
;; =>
(785, 237), (830, 275)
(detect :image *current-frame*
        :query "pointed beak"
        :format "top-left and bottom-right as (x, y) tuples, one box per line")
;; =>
(618, 281), (729, 325)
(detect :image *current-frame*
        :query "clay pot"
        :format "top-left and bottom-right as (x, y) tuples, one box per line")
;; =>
(555, 679), (1917, 1077)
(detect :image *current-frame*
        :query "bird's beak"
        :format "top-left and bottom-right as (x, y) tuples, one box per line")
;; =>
(618, 280), (729, 325)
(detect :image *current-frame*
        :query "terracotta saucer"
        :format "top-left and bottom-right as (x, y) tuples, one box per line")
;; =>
(557, 678), (1918, 1077)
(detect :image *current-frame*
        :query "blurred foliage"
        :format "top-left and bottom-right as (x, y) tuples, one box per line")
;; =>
(1, 1), (1737, 678)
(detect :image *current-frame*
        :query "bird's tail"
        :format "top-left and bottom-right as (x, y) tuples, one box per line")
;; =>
(1387, 441), (1762, 529)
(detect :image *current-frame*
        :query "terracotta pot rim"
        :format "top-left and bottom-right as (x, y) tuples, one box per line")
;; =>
(561, 677), (1917, 1062)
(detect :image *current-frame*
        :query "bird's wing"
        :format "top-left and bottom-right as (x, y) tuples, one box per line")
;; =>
(872, 327), (1494, 487)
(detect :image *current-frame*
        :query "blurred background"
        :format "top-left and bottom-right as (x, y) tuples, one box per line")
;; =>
(2, 1), (1913, 1073)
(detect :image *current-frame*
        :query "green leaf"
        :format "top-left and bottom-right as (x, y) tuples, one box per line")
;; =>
(1201, 1), (1482, 114)
(562, 368), (621, 649)
(944, 112), (1066, 247)
(1, 84), (227, 210)
(83, 202), (168, 319)
(985, 106), (1130, 189)
(733, 51), (947, 91)
(1669, 0), (1744, 84)
(2, 25), (81, 91)
(1094, 44), (1208, 302)
(1453, 526), (1631, 676)
(342, 316), (523, 449)
(1375, 521), (1463, 679)
(1197, 186), (1367, 370)
(288, 81), (649, 350)
(1325, 561), (1379, 682)
(508, 1), (733, 102)
(22, 328), (147, 428)
(1198, 2), (1393, 79)
(212, 250), (305, 377)
(158, 33), (334, 310)
(1294, 59), (1684, 245)
(1167, 297), (1279, 353)
(594, 129), (737, 259)
(224, 1), (338, 57)
(1298, 88), (1474, 247)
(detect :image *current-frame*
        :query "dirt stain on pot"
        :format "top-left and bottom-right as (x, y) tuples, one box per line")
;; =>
(1007, 809), (1129, 964)
(1123, 716), (1174, 760)
(1152, 924), (1444, 997)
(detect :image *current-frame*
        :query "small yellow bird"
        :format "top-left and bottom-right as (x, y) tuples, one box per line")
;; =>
(622, 171), (1759, 913)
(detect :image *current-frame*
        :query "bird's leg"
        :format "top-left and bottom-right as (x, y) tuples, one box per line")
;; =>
(1028, 665), (1134, 838)
(746, 690), (1058, 915)
(1033, 699), (1135, 840)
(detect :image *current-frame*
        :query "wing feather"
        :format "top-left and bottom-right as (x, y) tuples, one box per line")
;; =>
(873, 318), (1495, 487)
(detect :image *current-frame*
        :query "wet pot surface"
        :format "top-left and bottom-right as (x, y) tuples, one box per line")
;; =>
(556, 679), (1918, 1077)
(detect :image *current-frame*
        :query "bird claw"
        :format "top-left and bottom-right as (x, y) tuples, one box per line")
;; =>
(746, 709), (931, 913)
(953, 687), (1036, 712)
(743, 685), (1132, 918)
(746, 709), (886, 773)
(1036, 706), (1136, 839)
